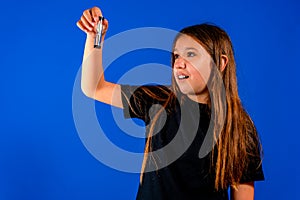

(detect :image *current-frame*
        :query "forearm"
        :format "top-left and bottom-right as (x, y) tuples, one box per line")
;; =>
(77, 7), (122, 107)
(81, 35), (105, 98)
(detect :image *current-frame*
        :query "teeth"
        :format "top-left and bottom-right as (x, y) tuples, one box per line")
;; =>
(178, 75), (189, 79)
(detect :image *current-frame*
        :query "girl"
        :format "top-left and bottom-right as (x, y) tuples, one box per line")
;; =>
(77, 6), (264, 200)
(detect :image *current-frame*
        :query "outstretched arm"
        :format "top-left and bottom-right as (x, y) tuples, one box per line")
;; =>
(76, 7), (122, 108)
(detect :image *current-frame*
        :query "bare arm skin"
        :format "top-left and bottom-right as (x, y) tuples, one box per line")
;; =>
(230, 182), (255, 200)
(76, 7), (123, 108)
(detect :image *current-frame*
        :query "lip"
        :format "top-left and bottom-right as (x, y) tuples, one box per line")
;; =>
(175, 71), (190, 80)
(175, 71), (189, 77)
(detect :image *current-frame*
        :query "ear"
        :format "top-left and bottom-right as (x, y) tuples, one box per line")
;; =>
(220, 55), (228, 72)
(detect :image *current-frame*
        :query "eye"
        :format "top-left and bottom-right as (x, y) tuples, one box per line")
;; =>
(173, 53), (179, 59)
(187, 51), (196, 57)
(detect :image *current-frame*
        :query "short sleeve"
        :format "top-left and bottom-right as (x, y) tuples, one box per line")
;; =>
(240, 156), (264, 183)
(120, 85), (171, 125)
(240, 135), (265, 183)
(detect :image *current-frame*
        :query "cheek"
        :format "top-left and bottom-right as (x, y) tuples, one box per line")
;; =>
(190, 61), (212, 84)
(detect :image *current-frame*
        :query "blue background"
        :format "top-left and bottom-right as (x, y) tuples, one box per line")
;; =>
(1, 0), (299, 199)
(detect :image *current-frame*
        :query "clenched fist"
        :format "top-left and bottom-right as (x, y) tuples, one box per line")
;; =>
(76, 6), (108, 38)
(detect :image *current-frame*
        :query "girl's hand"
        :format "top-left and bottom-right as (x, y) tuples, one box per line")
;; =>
(76, 7), (108, 38)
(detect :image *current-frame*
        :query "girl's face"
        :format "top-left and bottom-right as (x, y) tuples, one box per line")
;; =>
(173, 34), (212, 103)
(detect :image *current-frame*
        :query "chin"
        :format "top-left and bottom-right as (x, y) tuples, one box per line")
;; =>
(177, 87), (194, 95)
(178, 85), (208, 98)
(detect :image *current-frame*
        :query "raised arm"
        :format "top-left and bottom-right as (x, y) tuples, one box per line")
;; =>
(76, 7), (123, 108)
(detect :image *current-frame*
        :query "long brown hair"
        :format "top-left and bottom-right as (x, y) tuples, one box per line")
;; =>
(140, 24), (262, 190)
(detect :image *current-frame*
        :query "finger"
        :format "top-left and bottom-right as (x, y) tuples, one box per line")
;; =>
(102, 18), (109, 34)
(90, 7), (102, 22)
(76, 20), (88, 33)
(82, 9), (95, 27)
(80, 14), (94, 32)
(77, 20), (96, 34)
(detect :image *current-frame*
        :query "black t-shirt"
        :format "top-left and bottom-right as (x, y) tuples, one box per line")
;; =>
(121, 85), (264, 200)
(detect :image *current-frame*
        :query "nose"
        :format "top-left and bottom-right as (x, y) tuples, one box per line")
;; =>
(173, 56), (186, 69)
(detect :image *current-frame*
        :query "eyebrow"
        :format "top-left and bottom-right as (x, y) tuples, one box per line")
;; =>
(173, 47), (198, 52)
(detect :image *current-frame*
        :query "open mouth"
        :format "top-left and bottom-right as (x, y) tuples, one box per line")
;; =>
(178, 75), (189, 80)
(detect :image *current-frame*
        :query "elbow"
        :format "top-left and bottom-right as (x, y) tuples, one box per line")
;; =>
(81, 84), (95, 99)
(81, 79), (106, 100)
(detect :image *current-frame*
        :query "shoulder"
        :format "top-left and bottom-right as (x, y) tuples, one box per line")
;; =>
(241, 112), (265, 183)
(120, 84), (175, 122)
(121, 84), (173, 103)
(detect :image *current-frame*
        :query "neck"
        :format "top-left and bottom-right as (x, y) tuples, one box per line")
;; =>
(187, 89), (210, 104)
